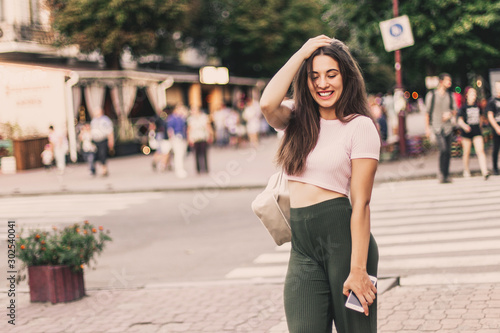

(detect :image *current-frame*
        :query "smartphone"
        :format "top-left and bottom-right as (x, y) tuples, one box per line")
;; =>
(345, 275), (377, 313)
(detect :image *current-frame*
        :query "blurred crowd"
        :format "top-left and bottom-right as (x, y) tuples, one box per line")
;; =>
(41, 78), (500, 182)
(63, 99), (272, 179)
(144, 99), (272, 178)
(368, 76), (500, 181)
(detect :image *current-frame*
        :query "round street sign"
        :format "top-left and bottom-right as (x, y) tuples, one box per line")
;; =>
(390, 24), (403, 37)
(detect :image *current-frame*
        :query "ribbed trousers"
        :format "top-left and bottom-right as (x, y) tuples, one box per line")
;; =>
(284, 197), (378, 333)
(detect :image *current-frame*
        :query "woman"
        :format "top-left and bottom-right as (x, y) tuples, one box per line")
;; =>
(260, 36), (379, 333)
(457, 87), (489, 180)
(167, 104), (189, 178)
(48, 125), (68, 175)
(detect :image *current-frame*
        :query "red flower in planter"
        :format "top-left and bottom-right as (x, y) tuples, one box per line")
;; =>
(17, 221), (112, 272)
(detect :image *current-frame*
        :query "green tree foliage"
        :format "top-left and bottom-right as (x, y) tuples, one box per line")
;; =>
(322, 0), (396, 93)
(46, 0), (192, 69)
(323, 0), (500, 93)
(185, 0), (330, 78)
(401, 0), (500, 90)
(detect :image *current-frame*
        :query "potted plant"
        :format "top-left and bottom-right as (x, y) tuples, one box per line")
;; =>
(17, 221), (112, 304)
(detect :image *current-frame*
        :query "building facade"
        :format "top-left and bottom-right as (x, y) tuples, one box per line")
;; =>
(0, 0), (262, 165)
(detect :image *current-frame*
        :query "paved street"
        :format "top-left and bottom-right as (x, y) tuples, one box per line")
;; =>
(0, 135), (499, 332)
(0, 192), (166, 239)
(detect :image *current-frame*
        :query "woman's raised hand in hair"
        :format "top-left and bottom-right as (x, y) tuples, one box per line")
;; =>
(296, 35), (333, 60)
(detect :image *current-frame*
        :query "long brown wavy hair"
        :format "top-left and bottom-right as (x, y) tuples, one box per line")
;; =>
(276, 39), (374, 176)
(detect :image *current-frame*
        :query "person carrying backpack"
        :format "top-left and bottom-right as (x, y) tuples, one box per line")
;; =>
(425, 73), (457, 183)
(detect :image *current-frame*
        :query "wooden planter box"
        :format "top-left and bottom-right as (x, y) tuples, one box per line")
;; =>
(28, 265), (85, 303)
(13, 137), (49, 170)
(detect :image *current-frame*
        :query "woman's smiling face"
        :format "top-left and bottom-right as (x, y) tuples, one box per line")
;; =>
(307, 54), (343, 119)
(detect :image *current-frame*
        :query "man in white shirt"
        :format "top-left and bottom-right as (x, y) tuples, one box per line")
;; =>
(90, 108), (114, 176)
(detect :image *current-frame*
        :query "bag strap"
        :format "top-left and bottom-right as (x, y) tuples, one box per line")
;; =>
(429, 90), (435, 125)
(277, 170), (284, 186)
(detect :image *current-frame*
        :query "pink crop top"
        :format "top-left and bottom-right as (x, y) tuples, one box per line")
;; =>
(286, 115), (380, 196)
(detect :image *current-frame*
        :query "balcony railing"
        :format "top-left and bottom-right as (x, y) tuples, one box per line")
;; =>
(15, 25), (55, 45)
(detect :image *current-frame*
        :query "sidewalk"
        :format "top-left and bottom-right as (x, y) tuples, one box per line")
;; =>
(1, 135), (498, 333)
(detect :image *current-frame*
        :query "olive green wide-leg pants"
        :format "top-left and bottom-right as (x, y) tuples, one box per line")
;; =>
(284, 197), (378, 333)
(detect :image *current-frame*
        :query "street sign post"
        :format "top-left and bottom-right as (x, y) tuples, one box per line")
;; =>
(379, 15), (415, 52)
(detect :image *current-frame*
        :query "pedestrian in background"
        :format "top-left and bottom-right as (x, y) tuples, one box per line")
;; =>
(90, 108), (114, 177)
(78, 123), (96, 174)
(187, 106), (213, 174)
(425, 73), (457, 183)
(225, 108), (241, 148)
(41, 143), (54, 170)
(167, 104), (188, 178)
(242, 98), (262, 147)
(368, 95), (388, 143)
(457, 87), (489, 179)
(212, 104), (230, 147)
(260, 35), (379, 333)
(48, 125), (68, 175)
(486, 80), (500, 175)
(150, 115), (171, 172)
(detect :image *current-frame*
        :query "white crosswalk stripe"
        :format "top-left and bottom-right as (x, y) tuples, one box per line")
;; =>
(226, 176), (500, 285)
(0, 192), (166, 239)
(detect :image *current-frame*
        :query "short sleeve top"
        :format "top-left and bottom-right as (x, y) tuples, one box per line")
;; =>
(286, 115), (380, 196)
(187, 113), (210, 142)
(458, 105), (482, 126)
(485, 98), (500, 124)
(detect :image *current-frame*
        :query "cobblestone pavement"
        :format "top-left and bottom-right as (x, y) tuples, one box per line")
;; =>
(2, 281), (500, 332)
(4, 282), (285, 333)
(379, 284), (500, 333)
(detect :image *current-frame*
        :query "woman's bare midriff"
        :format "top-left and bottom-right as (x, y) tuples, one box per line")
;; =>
(288, 180), (347, 208)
